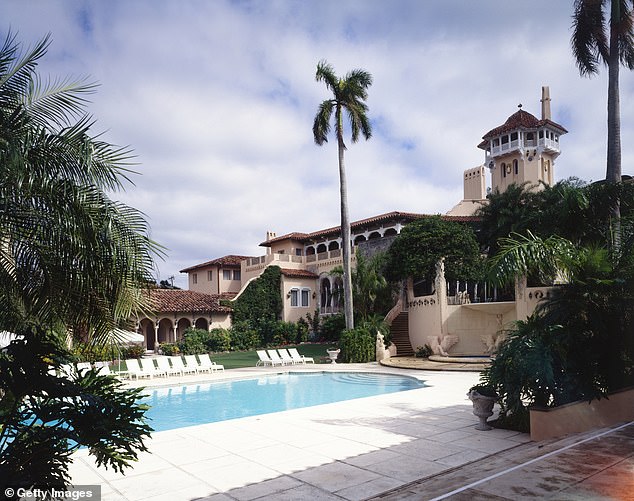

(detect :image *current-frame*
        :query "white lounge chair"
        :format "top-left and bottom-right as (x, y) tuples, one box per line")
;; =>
(288, 348), (315, 364)
(76, 362), (92, 374)
(184, 354), (213, 374)
(125, 358), (152, 379)
(277, 348), (299, 365)
(169, 356), (197, 375)
(267, 349), (288, 366)
(156, 356), (183, 376)
(199, 353), (225, 372)
(140, 357), (167, 377)
(256, 350), (276, 366)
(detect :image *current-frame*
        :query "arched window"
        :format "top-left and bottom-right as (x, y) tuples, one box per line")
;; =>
(328, 241), (339, 251)
(384, 228), (397, 237)
(316, 243), (327, 254)
(354, 235), (367, 245)
(368, 231), (381, 240)
(305, 246), (315, 256)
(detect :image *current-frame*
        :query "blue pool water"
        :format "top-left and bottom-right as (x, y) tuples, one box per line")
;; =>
(140, 372), (425, 432)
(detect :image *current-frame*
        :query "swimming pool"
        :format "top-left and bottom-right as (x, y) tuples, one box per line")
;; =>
(140, 372), (425, 432)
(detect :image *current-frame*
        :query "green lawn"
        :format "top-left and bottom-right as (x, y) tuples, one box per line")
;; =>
(210, 343), (334, 369)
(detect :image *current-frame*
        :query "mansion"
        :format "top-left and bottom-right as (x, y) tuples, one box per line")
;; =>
(138, 87), (567, 355)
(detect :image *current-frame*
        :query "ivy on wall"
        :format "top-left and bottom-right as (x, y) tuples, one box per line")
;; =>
(229, 265), (283, 327)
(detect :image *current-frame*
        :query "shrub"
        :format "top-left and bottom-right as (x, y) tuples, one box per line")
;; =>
(206, 328), (231, 352)
(229, 321), (261, 351)
(179, 328), (209, 355)
(319, 314), (345, 342)
(296, 318), (309, 344)
(339, 327), (375, 363)
(272, 321), (297, 346)
(415, 344), (433, 358)
(121, 344), (145, 359)
(159, 343), (180, 356)
(73, 342), (117, 363)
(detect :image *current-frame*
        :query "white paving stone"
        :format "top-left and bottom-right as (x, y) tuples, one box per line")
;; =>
(67, 364), (529, 500)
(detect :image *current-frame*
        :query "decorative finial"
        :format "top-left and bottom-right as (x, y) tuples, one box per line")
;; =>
(518, 103), (523, 109)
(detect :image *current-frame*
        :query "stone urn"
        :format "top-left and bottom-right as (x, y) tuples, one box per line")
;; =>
(468, 388), (497, 431)
(326, 349), (340, 364)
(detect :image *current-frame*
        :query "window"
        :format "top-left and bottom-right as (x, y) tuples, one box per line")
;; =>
(223, 269), (232, 280)
(290, 288), (311, 307)
(510, 132), (518, 142)
(192, 273), (198, 285)
(290, 289), (299, 307)
(501, 135), (509, 145)
(207, 270), (213, 281)
(295, 248), (302, 256)
(513, 159), (519, 175)
(233, 270), (241, 280)
(501, 162), (506, 178)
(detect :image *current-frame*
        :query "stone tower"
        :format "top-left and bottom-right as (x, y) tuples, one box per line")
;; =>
(478, 86), (567, 193)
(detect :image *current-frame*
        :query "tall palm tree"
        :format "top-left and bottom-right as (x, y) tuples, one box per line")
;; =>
(571, 0), (634, 244)
(313, 60), (372, 330)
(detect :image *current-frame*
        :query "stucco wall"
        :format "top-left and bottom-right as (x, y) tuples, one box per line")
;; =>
(281, 276), (317, 323)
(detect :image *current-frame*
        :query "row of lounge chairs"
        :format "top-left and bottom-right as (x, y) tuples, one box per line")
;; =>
(51, 355), (224, 380)
(122, 354), (225, 379)
(256, 348), (315, 367)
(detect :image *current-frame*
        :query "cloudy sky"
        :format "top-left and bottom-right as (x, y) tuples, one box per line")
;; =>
(4, 1), (633, 288)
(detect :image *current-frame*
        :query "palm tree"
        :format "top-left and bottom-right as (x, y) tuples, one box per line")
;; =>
(313, 60), (372, 330)
(571, 0), (634, 244)
(0, 32), (160, 487)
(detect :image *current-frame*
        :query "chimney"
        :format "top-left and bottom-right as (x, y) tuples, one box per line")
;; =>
(265, 231), (276, 255)
(541, 86), (551, 120)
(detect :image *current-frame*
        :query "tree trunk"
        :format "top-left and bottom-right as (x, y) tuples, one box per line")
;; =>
(607, 5), (622, 249)
(336, 106), (354, 330)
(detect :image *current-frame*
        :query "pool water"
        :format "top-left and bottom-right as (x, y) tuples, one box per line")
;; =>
(140, 372), (425, 432)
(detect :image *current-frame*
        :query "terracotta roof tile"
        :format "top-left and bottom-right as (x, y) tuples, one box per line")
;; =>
(260, 211), (480, 246)
(146, 289), (234, 313)
(280, 268), (319, 279)
(481, 109), (567, 142)
(179, 255), (251, 273)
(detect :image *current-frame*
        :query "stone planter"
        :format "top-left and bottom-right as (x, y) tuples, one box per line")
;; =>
(468, 390), (497, 431)
(326, 349), (340, 364)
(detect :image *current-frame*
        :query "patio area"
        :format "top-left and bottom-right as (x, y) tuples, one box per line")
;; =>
(68, 364), (633, 500)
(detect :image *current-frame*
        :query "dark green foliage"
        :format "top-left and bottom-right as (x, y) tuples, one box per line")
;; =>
(229, 321), (260, 351)
(120, 344), (145, 359)
(272, 321), (298, 346)
(178, 328), (209, 355)
(231, 266), (283, 329)
(339, 327), (375, 363)
(159, 343), (180, 356)
(296, 317), (309, 343)
(415, 344), (433, 358)
(72, 342), (118, 363)
(386, 215), (483, 283)
(206, 328), (231, 352)
(483, 234), (634, 431)
(319, 314), (346, 342)
(0, 327), (152, 492)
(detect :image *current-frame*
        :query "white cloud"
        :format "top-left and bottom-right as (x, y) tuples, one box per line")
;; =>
(3, 0), (633, 288)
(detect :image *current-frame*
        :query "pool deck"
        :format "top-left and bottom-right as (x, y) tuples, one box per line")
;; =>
(69, 363), (634, 500)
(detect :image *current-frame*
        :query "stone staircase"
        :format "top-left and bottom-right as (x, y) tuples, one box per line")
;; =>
(389, 311), (414, 356)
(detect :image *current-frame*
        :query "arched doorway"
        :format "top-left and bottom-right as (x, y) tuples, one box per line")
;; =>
(139, 318), (156, 351)
(194, 317), (209, 330)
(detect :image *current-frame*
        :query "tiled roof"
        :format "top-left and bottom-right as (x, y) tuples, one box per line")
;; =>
(146, 289), (234, 313)
(179, 255), (251, 273)
(280, 268), (319, 279)
(260, 211), (479, 246)
(481, 109), (568, 141)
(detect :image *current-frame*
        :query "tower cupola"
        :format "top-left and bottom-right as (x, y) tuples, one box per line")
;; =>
(478, 86), (567, 193)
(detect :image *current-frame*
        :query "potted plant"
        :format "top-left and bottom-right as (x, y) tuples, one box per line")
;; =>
(467, 384), (498, 431)
(326, 348), (340, 364)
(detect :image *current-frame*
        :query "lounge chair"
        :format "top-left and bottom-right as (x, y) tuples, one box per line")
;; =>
(140, 357), (168, 377)
(125, 358), (152, 379)
(184, 354), (213, 374)
(156, 356), (183, 376)
(267, 349), (288, 366)
(76, 362), (92, 374)
(288, 347), (315, 364)
(200, 353), (224, 372)
(168, 356), (197, 375)
(277, 348), (299, 365)
(256, 350), (276, 367)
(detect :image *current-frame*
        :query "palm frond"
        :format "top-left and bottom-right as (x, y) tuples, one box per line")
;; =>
(571, 0), (608, 76)
(312, 99), (333, 145)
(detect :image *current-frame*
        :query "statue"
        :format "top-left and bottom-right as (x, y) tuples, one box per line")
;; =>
(427, 334), (459, 356)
